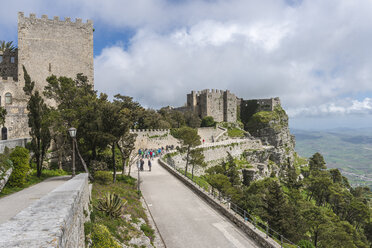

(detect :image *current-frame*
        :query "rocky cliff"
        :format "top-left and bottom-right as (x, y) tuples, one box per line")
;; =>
(244, 105), (296, 168)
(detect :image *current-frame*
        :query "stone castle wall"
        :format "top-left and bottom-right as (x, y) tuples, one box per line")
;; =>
(0, 50), (18, 80)
(18, 12), (94, 96)
(130, 129), (180, 150)
(186, 89), (237, 122)
(0, 12), (94, 139)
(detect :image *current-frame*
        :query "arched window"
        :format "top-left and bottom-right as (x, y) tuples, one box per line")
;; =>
(5, 93), (12, 105)
(1, 127), (7, 140)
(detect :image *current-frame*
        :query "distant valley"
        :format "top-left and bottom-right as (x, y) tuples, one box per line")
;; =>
(292, 128), (372, 188)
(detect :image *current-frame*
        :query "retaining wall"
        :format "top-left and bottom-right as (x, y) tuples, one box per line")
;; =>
(0, 138), (30, 153)
(158, 159), (281, 248)
(0, 173), (90, 248)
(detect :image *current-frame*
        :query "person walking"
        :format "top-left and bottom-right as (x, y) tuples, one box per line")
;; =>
(148, 160), (152, 172)
(140, 159), (144, 171)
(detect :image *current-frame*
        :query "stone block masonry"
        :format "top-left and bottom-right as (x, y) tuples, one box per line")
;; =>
(0, 138), (30, 153)
(0, 173), (90, 248)
(1, 12), (94, 139)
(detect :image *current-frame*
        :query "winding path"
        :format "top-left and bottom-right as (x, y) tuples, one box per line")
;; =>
(0, 176), (70, 224)
(136, 159), (259, 248)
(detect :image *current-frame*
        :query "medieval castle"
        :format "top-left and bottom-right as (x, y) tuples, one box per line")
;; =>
(0, 12), (94, 139)
(184, 89), (280, 123)
(1, 12), (281, 140)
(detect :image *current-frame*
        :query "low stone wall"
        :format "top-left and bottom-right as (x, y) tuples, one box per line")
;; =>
(166, 139), (265, 176)
(158, 159), (281, 248)
(0, 138), (31, 153)
(0, 173), (90, 248)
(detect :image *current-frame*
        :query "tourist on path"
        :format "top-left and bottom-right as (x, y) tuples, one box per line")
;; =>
(140, 159), (144, 171)
(148, 160), (152, 171)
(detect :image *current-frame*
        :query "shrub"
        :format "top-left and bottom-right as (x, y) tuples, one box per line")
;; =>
(94, 171), (112, 185)
(91, 224), (121, 248)
(8, 147), (30, 187)
(201, 116), (216, 127)
(297, 240), (315, 248)
(116, 175), (136, 186)
(140, 223), (155, 240)
(91, 160), (108, 172)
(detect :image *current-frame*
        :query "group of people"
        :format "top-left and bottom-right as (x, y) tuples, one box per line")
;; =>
(137, 158), (152, 172)
(136, 145), (175, 172)
(138, 147), (164, 159)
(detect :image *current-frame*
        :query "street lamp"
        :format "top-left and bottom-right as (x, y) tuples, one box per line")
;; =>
(68, 127), (77, 177)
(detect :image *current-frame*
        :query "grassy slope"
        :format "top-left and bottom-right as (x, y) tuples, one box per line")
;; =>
(88, 175), (155, 246)
(292, 128), (372, 188)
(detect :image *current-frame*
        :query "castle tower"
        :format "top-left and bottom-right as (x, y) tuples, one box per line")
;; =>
(17, 12), (94, 97)
(0, 12), (94, 140)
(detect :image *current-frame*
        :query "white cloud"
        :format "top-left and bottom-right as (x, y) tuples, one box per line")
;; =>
(2, 0), (372, 126)
(287, 98), (372, 117)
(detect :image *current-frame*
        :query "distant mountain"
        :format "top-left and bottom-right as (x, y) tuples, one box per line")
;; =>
(292, 128), (372, 188)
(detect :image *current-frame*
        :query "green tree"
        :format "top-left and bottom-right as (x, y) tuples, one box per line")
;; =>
(305, 171), (332, 206)
(23, 66), (51, 178)
(172, 126), (201, 176)
(262, 180), (288, 237)
(8, 147), (30, 187)
(201, 116), (215, 127)
(309, 153), (327, 172)
(184, 111), (201, 128)
(189, 148), (206, 180)
(117, 132), (137, 176)
(44, 73), (100, 165)
(100, 96), (130, 182)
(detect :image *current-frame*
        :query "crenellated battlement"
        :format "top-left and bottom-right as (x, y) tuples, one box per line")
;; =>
(0, 77), (17, 82)
(18, 12), (93, 26)
(130, 129), (170, 133)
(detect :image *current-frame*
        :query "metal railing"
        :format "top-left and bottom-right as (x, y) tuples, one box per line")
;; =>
(164, 159), (299, 248)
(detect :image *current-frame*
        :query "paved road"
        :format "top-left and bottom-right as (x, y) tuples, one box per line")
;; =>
(0, 176), (70, 224)
(136, 159), (259, 248)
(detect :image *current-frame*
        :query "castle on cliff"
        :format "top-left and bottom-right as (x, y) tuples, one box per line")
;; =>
(182, 89), (281, 123)
(0, 12), (94, 139)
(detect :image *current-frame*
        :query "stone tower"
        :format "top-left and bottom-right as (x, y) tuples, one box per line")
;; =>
(18, 12), (94, 95)
(0, 12), (94, 139)
(186, 89), (237, 122)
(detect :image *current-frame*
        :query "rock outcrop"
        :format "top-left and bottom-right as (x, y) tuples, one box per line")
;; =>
(244, 105), (296, 168)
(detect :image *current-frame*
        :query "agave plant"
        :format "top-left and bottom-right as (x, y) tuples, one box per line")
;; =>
(96, 193), (127, 218)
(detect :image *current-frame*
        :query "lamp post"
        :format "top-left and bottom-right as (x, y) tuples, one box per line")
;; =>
(68, 127), (77, 177)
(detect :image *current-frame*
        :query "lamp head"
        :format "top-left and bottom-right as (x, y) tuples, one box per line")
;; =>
(68, 127), (77, 138)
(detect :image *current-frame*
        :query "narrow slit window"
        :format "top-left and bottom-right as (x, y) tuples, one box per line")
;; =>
(10, 57), (15, 63)
(49, 63), (51, 72)
(0, 55), (3, 63)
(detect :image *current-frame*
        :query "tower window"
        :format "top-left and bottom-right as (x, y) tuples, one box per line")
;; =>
(10, 57), (15, 63)
(0, 55), (3, 63)
(5, 93), (12, 105)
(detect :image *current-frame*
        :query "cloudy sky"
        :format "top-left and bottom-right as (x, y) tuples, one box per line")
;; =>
(1, 0), (372, 130)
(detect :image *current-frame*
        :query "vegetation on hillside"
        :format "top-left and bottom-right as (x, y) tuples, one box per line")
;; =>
(245, 105), (288, 133)
(202, 152), (371, 247)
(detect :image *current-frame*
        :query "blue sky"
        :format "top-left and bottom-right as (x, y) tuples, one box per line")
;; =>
(1, 0), (372, 130)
